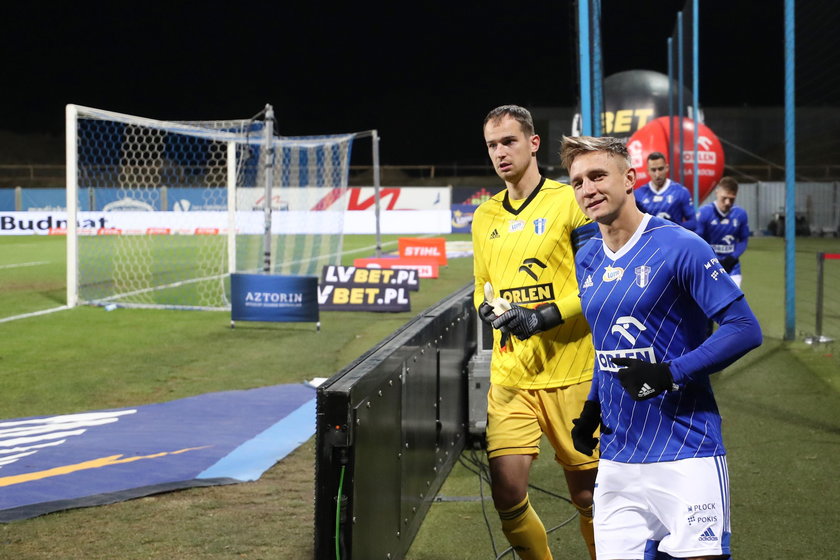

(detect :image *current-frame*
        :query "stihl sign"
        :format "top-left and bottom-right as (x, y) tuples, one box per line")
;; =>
(398, 237), (447, 266)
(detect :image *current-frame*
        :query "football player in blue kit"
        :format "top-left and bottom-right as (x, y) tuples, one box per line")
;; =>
(694, 177), (750, 287)
(634, 152), (697, 231)
(559, 135), (762, 560)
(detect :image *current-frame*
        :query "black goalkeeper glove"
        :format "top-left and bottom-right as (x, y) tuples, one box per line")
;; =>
(491, 303), (563, 340)
(720, 255), (739, 273)
(611, 358), (677, 401)
(479, 301), (513, 348)
(571, 400), (606, 456)
(478, 302), (497, 326)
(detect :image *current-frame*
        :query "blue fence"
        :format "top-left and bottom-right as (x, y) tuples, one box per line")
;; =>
(0, 187), (228, 212)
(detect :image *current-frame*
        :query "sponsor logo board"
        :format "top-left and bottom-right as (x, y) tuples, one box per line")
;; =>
(353, 257), (439, 279)
(321, 265), (419, 291)
(398, 237), (447, 265)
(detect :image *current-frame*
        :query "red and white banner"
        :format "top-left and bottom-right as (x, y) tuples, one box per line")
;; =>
(239, 186), (451, 212)
(352, 257), (440, 279)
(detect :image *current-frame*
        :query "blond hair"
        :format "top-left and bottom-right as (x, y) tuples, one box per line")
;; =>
(559, 135), (631, 171)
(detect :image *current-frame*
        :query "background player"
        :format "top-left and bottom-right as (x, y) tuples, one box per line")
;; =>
(634, 151), (697, 230)
(560, 136), (762, 560)
(695, 176), (751, 287)
(472, 105), (599, 559)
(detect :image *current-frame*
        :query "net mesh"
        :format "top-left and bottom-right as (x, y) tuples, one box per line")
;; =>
(70, 106), (354, 310)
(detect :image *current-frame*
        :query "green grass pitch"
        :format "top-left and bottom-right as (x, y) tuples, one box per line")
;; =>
(1, 234), (838, 558)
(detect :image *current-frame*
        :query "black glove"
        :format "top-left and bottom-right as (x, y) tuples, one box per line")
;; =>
(491, 303), (563, 340)
(720, 255), (739, 273)
(478, 302), (497, 326)
(479, 301), (512, 348)
(611, 358), (677, 401)
(571, 400), (604, 456)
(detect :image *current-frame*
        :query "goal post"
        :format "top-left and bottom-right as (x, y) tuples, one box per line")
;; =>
(65, 103), (374, 311)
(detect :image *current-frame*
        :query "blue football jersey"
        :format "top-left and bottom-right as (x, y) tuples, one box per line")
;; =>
(695, 203), (750, 276)
(575, 215), (743, 463)
(634, 179), (695, 225)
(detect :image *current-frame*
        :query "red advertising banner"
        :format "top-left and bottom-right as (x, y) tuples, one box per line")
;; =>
(353, 257), (440, 279)
(398, 237), (447, 266)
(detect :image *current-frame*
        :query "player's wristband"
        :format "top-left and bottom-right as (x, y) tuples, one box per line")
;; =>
(535, 303), (563, 330)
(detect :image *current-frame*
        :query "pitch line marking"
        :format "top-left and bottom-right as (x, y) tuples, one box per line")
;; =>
(0, 261), (49, 270)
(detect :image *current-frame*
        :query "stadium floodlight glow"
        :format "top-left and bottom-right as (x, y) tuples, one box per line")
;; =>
(65, 104), (374, 311)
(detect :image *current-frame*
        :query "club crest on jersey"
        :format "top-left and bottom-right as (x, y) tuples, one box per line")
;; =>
(508, 220), (525, 232)
(602, 266), (624, 282)
(533, 218), (546, 235)
(634, 265), (651, 288)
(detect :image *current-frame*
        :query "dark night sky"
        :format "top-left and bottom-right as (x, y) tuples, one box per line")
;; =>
(4, 1), (834, 165)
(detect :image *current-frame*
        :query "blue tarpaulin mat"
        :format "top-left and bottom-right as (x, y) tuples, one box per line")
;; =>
(0, 383), (315, 522)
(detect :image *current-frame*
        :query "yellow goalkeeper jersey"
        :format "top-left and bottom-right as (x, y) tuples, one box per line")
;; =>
(472, 177), (596, 390)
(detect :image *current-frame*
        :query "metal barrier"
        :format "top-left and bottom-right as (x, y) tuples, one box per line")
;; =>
(804, 252), (840, 344)
(314, 283), (476, 560)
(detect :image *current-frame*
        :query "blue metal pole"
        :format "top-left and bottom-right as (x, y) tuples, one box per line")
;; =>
(692, 0), (700, 206)
(592, 0), (603, 136)
(578, 0), (592, 136)
(784, 0), (796, 340)
(668, 37), (675, 168)
(677, 11), (685, 185)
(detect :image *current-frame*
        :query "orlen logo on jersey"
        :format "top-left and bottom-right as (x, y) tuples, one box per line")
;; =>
(711, 235), (735, 254)
(597, 348), (657, 372)
(597, 315), (656, 371)
(611, 316), (646, 343)
(499, 283), (555, 305)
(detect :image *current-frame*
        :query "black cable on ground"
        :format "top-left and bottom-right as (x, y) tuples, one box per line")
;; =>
(458, 449), (581, 559)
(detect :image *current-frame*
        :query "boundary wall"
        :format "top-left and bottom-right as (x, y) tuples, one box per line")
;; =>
(4, 181), (840, 236)
(314, 283), (476, 560)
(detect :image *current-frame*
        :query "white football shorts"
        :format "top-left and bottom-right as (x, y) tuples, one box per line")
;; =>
(593, 456), (731, 560)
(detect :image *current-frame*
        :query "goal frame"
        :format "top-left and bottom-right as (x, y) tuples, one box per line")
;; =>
(65, 103), (381, 310)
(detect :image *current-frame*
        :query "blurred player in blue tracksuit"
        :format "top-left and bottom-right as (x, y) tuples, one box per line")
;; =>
(634, 151), (697, 231)
(695, 177), (750, 287)
(560, 135), (762, 560)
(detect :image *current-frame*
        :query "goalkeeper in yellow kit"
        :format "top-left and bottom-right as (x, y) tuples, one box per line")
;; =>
(472, 105), (599, 560)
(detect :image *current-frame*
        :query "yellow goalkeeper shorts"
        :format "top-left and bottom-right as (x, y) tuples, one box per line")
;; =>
(486, 382), (599, 470)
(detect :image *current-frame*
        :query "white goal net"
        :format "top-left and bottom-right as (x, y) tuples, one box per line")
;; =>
(66, 104), (362, 310)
